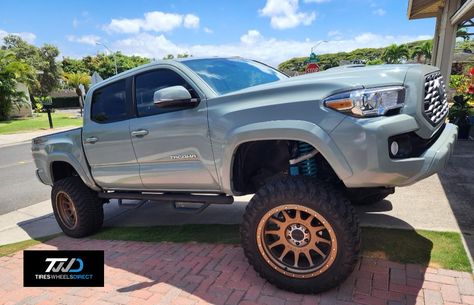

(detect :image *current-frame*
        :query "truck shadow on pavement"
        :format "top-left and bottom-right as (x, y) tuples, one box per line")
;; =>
(19, 198), (436, 305)
(437, 140), (474, 264)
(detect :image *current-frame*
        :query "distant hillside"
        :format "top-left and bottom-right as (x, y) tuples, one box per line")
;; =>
(278, 39), (431, 72)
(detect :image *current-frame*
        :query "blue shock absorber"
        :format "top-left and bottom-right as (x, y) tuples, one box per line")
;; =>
(298, 142), (317, 177)
(291, 142), (317, 177)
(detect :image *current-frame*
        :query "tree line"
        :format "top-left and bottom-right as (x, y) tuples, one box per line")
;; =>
(0, 35), (151, 120)
(278, 40), (434, 72)
(0, 31), (471, 120)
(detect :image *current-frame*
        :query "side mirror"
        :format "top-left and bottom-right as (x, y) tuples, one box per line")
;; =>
(153, 86), (199, 108)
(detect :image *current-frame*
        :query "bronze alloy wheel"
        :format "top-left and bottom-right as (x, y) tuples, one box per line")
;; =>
(55, 191), (78, 230)
(256, 204), (338, 278)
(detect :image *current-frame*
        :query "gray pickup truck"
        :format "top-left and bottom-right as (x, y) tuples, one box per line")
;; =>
(32, 57), (457, 293)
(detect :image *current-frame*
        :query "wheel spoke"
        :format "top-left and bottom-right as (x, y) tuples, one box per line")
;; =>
(268, 240), (283, 249)
(303, 249), (314, 267)
(279, 247), (290, 260)
(265, 229), (281, 235)
(311, 225), (325, 232)
(269, 216), (285, 226)
(312, 244), (327, 259)
(316, 237), (331, 244)
(293, 251), (300, 267)
(281, 210), (291, 222)
(294, 210), (302, 222)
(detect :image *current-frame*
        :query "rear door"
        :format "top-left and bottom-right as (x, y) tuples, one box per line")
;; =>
(129, 68), (220, 191)
(82, 78), (142, 190)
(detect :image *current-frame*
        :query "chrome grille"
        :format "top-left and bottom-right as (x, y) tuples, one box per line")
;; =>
(423, 72), (448, 125)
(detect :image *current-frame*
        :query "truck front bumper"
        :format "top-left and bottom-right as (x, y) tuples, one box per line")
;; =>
(330, 114), (458, 188)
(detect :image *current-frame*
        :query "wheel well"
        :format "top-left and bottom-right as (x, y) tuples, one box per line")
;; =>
(231, 140), (340, 194)
(51, 161), (78, 183)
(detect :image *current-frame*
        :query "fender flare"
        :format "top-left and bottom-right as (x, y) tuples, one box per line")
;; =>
(47, 153), (100, 191)
(219, 120), (353, 194)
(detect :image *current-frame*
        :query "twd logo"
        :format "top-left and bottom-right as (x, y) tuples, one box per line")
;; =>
(45, 258), (84, 273)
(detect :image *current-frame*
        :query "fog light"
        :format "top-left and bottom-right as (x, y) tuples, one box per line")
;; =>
(390, 141), (399, 156)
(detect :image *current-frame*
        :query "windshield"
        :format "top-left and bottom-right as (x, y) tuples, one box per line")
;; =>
(182, 58), (287, 95)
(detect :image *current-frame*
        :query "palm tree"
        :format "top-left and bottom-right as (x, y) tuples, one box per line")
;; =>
(457, 27), (470, 41)
(63, 72), (91, 115)
(63, 72), (91, 96)
(382, 44), (410, 64)
(411, 41), (433, 64)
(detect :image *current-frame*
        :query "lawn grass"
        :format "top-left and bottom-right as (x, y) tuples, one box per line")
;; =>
(361, 227), (471, 272)
(92, 225), (472, 272)
(0, 235), (58, 257)
(0, 113), (82, 134)
(1, 226), (470, 272)
(94, 224), (241, 244)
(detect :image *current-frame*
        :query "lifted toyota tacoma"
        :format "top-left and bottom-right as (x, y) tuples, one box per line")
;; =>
(32, 58), (457, 293)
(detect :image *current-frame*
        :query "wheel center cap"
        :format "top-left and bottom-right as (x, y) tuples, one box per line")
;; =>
(286, 223), (310, 247)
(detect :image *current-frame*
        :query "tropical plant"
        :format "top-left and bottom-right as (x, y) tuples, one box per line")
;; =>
(382, 44), (410, 64)
(449, 67), (474, 139)
(411, 40), (432, 64)
(457, 27), (470, 41)
(62, 53), (150, 79)
(0, 50), (35, 120)
(33, 96), (52, 113)
(2, 35), (61, 98)
(366, 58), (384, 65)
(63, 72), (91, 95)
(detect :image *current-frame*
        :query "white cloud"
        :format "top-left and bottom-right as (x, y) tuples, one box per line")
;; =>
(106, 18), (144, 34)
(259, 0), (316, 29)
(142, 11), (183, 32)
(110, 31), (432, 67)
(240, 30), (263, 45)
(105, 11), (199, 34)
(67, 35), (101, 46)
(304, 0), (331, 3)
(372, 8), (386, 16)
(0, 29), (36, 43)
(184, 14), (200, 29)
(204, 27), (213, 34)
(72, 18), (79, 29)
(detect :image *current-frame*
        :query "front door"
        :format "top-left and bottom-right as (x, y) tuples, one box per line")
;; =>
(129, 68), (220, 192)
(82, 79), (142, 190)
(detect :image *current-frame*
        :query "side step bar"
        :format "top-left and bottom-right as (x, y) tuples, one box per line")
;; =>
(98, 192), (234, 205)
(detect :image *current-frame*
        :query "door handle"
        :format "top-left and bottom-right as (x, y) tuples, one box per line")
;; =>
(85, 137), (98, 144)
(131, 129), (149, 137)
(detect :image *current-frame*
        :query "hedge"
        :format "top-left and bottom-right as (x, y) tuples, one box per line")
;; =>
(51, 97), (80, 108)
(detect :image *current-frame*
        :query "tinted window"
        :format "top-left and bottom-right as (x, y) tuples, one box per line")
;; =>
(135, 69), (198, 117)
(91, 80), (128, 123)
(182, 58), (287, 95)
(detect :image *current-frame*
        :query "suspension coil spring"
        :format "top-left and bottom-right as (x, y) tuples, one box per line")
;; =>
(297, 142), (317, 176)
(290, 142), (318, 177)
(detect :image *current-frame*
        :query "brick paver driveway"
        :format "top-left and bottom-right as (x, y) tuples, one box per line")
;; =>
(0, 236), (473, 305)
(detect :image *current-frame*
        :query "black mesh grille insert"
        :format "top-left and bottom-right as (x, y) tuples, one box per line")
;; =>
(423, 71), (448, 125)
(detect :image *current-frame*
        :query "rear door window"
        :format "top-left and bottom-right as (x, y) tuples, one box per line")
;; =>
(91, 80), (128, 123)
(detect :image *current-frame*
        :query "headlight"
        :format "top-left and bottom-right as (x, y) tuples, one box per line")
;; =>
(323, 86), (405, 117)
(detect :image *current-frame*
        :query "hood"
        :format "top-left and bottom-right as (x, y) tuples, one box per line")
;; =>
(222, 64), (412, 98)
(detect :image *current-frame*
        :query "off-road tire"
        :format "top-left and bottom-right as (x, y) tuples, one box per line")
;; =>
(51, 177), (103, 238)
(240, 176), (360, 294)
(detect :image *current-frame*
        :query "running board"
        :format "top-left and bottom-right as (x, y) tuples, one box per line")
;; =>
(98, 192), (234, 205)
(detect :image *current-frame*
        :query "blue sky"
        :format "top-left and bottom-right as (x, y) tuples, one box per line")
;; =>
(0, 0), (436, 66)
